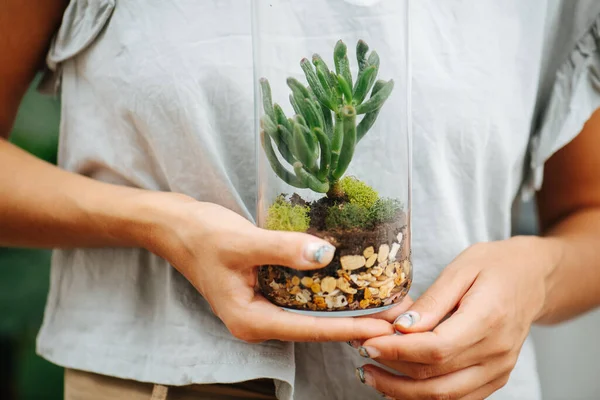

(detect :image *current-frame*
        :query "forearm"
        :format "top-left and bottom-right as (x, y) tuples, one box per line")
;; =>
(0, 138), (182, 249)
(533, 207), (600, 324)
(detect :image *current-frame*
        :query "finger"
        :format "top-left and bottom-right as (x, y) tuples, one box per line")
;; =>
(347, 296), (414, 349)
(367, 295), (415, 321)
(240, 227), (336, 270)
(392, 260), (479, 333)
(360, 323), (484, 365)
(358, 363), (490, 400)
(357, 337), (492, 380)
(226, 296), (395, 343)
(458, 375), (510, 400)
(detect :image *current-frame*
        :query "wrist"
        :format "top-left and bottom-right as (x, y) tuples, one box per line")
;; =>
(509, 235), (565, 322)
(103, 189), (196, 254)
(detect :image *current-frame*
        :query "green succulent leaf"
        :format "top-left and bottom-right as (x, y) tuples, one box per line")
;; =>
(356, 40), (370, 74)
(367, 51), (380, 70)
(336, 74), (353, 104)
(355, 79), (394, 115)
(274, 103), (292, 132)
(294, 162), (330, 193)
(313, 127), (331, 182)
(353, 65), (377, 105)
(334, 40), (353, 90)
(259, 78), (275, 120)
(313, 54), (338, 88)
(260, 130), (305, 189)
(276, 124), (297, 165)
(292, 121), (316, 170)
(357, 80), (386, 141)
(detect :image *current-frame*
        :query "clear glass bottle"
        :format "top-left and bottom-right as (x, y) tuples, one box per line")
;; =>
(252, 0), (411, 316)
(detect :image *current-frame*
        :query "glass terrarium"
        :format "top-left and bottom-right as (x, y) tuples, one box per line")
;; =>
(252, 0), (411, 316)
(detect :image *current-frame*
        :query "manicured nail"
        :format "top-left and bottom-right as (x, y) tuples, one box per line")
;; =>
(304, 242), (335, 264)
(355, 367), (373, 386)
(358, 346), (380, 359)
(394, 311), (420, 329)
(355, 367), (366, 384)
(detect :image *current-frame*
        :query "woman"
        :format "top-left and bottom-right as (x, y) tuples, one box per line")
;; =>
(3, 0), (600, 399)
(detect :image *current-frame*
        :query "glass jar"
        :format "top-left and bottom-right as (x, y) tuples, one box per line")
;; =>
(252, 0), (411, 316)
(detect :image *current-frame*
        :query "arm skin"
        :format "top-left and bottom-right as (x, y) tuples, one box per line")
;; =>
(0, 0), (174, 251)
(535, 108), (600, 324)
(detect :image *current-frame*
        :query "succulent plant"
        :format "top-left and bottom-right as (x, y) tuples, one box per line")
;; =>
(259, 39), (394, 196)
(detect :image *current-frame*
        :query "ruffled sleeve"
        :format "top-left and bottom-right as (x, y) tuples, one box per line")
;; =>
(522, 3), (600, 200)
(38, 0), (115, 95)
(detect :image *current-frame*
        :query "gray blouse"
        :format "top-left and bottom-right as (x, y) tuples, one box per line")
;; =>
(36, 1), (600, 399)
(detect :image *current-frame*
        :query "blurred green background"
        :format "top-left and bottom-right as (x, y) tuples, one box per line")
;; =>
(1, 75), (63, 400)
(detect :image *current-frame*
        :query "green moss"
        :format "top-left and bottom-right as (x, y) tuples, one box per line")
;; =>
(368, 198), (403, 225)
(325, 203), (369, 230)
(266, 196), (310, 232)
(339, 176), (379, 209)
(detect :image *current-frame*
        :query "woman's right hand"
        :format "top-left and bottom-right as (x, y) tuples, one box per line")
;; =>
(146, 193), (395, 343)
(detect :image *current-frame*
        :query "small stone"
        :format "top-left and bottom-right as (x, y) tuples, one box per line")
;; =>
(311, 282), (322, 294)
(340, 255), (366, 270)
(394, 275), (404, 286)
(295, 293), (309, 303)
(389, 242), (401, 261)
(370, 266), (384, 277)
(378, 244), (390, 262)
(290, 285), (301, 295)
(379, 282), (395, 298)
(301, 277), (314, 287)
(363, 246), (375, 258)
(370, 276), (395, 288)
(337, 277), (358, 294)
(397, 232), (404, 243)
(333, 295), (348, 308)
(403, 260), (411, 275)
(325, 296), (335, 309)
(359, 299), (370, 309)
(320, 277), (337, 293)
(365, 254), (377, 268)
(291, 276), (300, 286)
(385, 263), (396, 277)
(313, 296), (326, 309)
(269, 281), (280, 290)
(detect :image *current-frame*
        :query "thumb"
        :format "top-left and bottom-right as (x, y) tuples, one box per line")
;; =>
(244, 227), (336, 270)
(393, 267), (476, 333)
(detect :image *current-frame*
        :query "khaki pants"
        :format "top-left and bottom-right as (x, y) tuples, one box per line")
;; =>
(64, 369), (278, 400)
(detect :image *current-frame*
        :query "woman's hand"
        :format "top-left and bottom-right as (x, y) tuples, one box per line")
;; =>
(147, 194), (395, 344)
(350, 236), (560, 399)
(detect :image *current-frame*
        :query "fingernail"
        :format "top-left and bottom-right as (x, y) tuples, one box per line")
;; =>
(394, 311), (420, 329)
(304, 242), (335, 264)
(355, 367), (373, 386)
(355, 367), (366, 384)
(347, 340), (361, 349)
(358, 346), (380, 359)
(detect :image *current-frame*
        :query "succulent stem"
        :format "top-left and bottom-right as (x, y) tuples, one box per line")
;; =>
(332, 105), (357, 180)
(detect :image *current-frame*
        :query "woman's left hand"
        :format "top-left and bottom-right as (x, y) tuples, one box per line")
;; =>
(352, 236), (559, 400)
